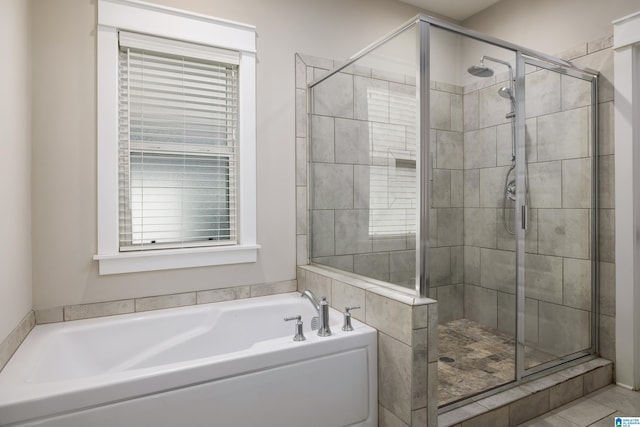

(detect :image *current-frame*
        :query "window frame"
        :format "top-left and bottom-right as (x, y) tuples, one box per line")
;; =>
(94, 0), (258, 275)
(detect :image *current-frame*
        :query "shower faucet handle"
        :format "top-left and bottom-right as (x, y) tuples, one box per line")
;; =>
(342, 306), (361, 332)
(284, 315), (306, 342)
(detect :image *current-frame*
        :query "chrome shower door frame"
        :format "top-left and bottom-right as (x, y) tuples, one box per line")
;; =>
(515, 55), (600, 380)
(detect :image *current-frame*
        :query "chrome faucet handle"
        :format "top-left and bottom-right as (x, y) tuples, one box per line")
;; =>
(284, 315), (306, 342)
(342, 306), (361, 332)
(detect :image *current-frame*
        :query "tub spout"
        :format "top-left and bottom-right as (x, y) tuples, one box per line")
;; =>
(301, 290), (332, 337)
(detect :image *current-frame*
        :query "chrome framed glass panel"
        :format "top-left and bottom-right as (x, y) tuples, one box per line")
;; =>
(517, 55), (599, 378)
(308, 23), (421, 294)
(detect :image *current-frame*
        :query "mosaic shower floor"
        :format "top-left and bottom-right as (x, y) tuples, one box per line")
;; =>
(438, 318), (556, 406)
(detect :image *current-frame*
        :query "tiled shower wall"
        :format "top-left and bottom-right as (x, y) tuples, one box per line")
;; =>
(461, 65), (594, 356)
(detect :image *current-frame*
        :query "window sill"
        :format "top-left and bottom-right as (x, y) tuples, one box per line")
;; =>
(93, 244), (260, 275)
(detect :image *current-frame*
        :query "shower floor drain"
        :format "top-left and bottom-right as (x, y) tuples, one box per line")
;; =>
(439, 356), (455, 363)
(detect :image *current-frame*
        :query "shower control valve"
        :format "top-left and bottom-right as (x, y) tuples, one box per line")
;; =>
(342, 306), (361, 332)
(284, 315), (306, 342)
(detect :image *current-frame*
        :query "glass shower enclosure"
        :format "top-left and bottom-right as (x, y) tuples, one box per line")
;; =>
(308, 15), (598, 407)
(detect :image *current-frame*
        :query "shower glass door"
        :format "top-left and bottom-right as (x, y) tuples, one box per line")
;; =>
(520, 56), (597, 373)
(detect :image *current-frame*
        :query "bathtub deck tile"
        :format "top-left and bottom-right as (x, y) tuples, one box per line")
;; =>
(64, 300), (134, 321)
(135, 293), (196, 312)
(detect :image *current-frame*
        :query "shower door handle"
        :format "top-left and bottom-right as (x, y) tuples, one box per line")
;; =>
(521, 205), (527, 230)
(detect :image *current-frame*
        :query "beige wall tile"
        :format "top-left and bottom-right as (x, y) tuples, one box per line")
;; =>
(432, 169), (451, 208)
(464, 169), (480, 207)
(599, 314), (615, 361)
(297, 234), (309, 265)
(296, 186), (307, 236)
(379, 405), (409, 427)
(354, 253), (390, 282)
(550, 376), (584, 409)
(563, 258), (592, 311)
(525, 253), (563, 304)
(461, 406), (509, 427)
(313, 71), (353, 118)
(508, 390), (550, 426)
(538, 302), (590, 356)
(310, 115), (334, 163)
(525, 69), (562, 118)
(538, 209), (590, 259)
(598, 155), (615, 209)
(437, 208), (464, 247)
(481, 248), (516, 294)
(464, 128), (496, 169)
(480, 166), (512, 208)
(331, 280), (365, 322)
(0, 311), (35, 371)
(64, 300), (134, 321)
(478, 83), (511, 128)
(435, 284), (464, 324)
(529, 161), (562, 208)
(354, 76), (389, 122)
(599, 262), (615, 317)
(599, 208), (615, 263)
(379, 332), (412, 425)
(584, 364), (613, 394)
(464, 208), (497, 248)
(197, 286), (251, 305)
(335, 118), (372, 165)
(412, 328), (429, 410)
(537, 108), (589, 161)
(335, 209), (373, 255)
(296, 137), (307, 186)
(35, 307), (63, 324)
(311, 210), (334, 257)
(135, 293), (196, 312)
(436, 130), (464, 170)
(463, 91), (478, 131)
(366, 291), (412, 345)
(251, 280), (297, 297)
(312, 163), (354, 209)
(464, 246), (481, 285)
(562, 157), (592, 209)
(464, 284), (498, 329)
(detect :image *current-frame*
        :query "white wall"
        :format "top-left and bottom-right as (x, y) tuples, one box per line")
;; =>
(463, 0), (640, 55)
(30, 0), (434, 309)
(0, 0), (32, 340)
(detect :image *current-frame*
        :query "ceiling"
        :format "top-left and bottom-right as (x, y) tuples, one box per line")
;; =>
(397, 0), (502, 21)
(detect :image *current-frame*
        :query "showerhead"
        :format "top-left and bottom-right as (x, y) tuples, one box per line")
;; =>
(498, 86), (513, 99)
(467, 63), (494, 78)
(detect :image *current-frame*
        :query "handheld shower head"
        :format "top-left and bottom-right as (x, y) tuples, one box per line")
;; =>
(498, 86), (513, 99)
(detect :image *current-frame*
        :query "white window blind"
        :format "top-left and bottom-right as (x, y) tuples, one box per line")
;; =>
(118, 32), (239, 251)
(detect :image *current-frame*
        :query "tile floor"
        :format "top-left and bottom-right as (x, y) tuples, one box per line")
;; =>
(521, 384), (640, 426)
(439, 319), (557, 406)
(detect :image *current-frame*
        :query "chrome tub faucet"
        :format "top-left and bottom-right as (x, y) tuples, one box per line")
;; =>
(301, 290), (332, 337)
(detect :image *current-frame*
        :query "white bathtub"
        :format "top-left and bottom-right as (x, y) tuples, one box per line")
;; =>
(0, 293), (377, 427)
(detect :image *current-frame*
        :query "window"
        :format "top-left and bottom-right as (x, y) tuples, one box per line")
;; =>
(95, 0), (258, 274)
(366, 86), (417, 237)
